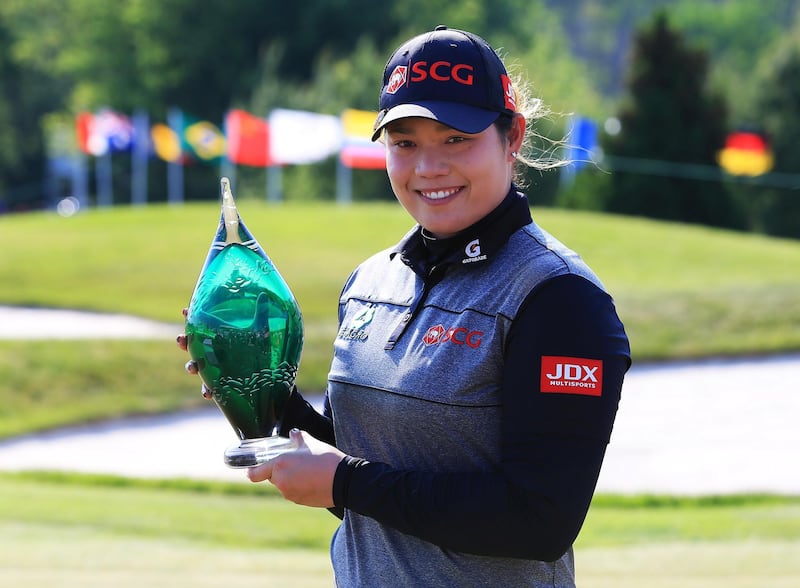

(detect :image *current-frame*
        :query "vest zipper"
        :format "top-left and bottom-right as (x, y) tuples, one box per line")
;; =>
(384, 264), (445, 350)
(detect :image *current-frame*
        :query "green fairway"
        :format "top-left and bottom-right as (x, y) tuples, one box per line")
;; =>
(2, 201), (799, 357)
(1, 473), (798, 587)
(1, 202), (799, 438)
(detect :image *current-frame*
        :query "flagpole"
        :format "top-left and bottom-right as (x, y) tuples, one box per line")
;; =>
(131, 109), (149, 206)
(72, 152), (89, 210)
(167, 107), (184, 204)
(267, 165), (282, 203)
(336, 157), (352, 205)
(265, 109), (281, 202)
(96, 151), (113, 206)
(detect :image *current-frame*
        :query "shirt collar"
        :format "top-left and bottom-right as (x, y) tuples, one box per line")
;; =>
(391, 186), (532, 275)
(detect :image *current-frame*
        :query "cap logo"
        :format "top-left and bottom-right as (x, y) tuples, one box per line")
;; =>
(501, 74), (516, 112)
(411, 61), (474, 85)
(386, 65), (408, 94)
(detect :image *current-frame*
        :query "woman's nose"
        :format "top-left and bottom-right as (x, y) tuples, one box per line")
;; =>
(415, 148), (448, 177)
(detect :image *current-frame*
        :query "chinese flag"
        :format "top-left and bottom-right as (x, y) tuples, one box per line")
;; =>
(75, 112), (94, 154)
(225, 109), (271, 167)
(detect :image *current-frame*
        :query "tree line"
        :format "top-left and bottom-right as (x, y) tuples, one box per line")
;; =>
(0, 0), (798, 237)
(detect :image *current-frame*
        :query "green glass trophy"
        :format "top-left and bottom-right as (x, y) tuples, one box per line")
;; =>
(185, 177), (304, 468)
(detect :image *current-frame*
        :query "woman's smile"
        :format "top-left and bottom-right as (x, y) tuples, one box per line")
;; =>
(417, 186), (463, 202)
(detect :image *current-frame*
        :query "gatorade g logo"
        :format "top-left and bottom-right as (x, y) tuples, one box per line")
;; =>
(462, 238), (487, 264)
(465, 239), (481, 257)
(386, 65), (408, 94)
(422, 324), (483, 348)
(540, 356), (603, 397)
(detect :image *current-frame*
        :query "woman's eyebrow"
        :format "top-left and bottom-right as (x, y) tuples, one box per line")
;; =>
(386, 123), (413, 135)
(386, 121), (455, 135)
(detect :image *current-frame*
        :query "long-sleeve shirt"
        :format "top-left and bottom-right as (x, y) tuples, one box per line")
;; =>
(283, 187), (631, 587)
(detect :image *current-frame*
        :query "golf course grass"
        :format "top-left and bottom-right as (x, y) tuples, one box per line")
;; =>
(0, 473), (798, 587)
(1, 201), (799, 586)
(2, 201), (799, 437)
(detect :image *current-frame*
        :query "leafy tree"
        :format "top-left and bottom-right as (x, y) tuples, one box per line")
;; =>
(669, 0), (800, 124)
(545, 0), (674, 96)
(0, 20), (19, 200)
(2, 0), (399, 117)
(0, 10), (68, 211)
(599, 12), (743, 229)
(389, 0), (489, 37)
(751, 19), (800, 239)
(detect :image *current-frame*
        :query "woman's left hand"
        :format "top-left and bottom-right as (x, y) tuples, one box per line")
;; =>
(248, 429), (346, 508)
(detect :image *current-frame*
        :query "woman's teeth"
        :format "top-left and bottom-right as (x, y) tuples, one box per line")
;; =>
(421, 188), (459, 200)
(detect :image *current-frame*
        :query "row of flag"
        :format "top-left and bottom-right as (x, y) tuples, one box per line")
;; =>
(69, 107), (774, 178)
(73, 107), (386, 170)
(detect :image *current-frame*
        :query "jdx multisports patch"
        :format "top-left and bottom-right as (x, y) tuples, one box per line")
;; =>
(540, 356), (603, 397)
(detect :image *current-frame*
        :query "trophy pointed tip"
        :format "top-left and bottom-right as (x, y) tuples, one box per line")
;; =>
(220, 177), (241, 244)
(220, 177), (232, 198)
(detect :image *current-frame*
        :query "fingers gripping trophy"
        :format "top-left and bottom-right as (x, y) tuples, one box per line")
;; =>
(185, 178), (303, 467)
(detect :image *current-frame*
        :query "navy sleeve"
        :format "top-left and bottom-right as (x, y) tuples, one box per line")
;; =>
(280, 387), (343, 520)
(332, 274), (630, 560)
(279, 387), (336, 445)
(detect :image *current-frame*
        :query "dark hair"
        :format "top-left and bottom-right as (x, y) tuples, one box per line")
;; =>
(493, 113), (515, 135)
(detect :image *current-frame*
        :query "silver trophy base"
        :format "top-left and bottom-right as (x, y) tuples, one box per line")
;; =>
(224, 435), (299, 468)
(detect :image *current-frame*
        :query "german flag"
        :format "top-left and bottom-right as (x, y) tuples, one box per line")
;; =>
(717, 131), (773, 176)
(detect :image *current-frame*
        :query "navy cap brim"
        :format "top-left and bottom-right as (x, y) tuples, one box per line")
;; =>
(371, 101), (501, 142)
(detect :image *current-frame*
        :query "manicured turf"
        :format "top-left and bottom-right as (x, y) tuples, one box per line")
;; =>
(1, 473), (797, 587)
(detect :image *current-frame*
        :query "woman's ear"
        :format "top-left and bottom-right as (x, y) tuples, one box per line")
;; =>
(508, 113), (526, 157)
